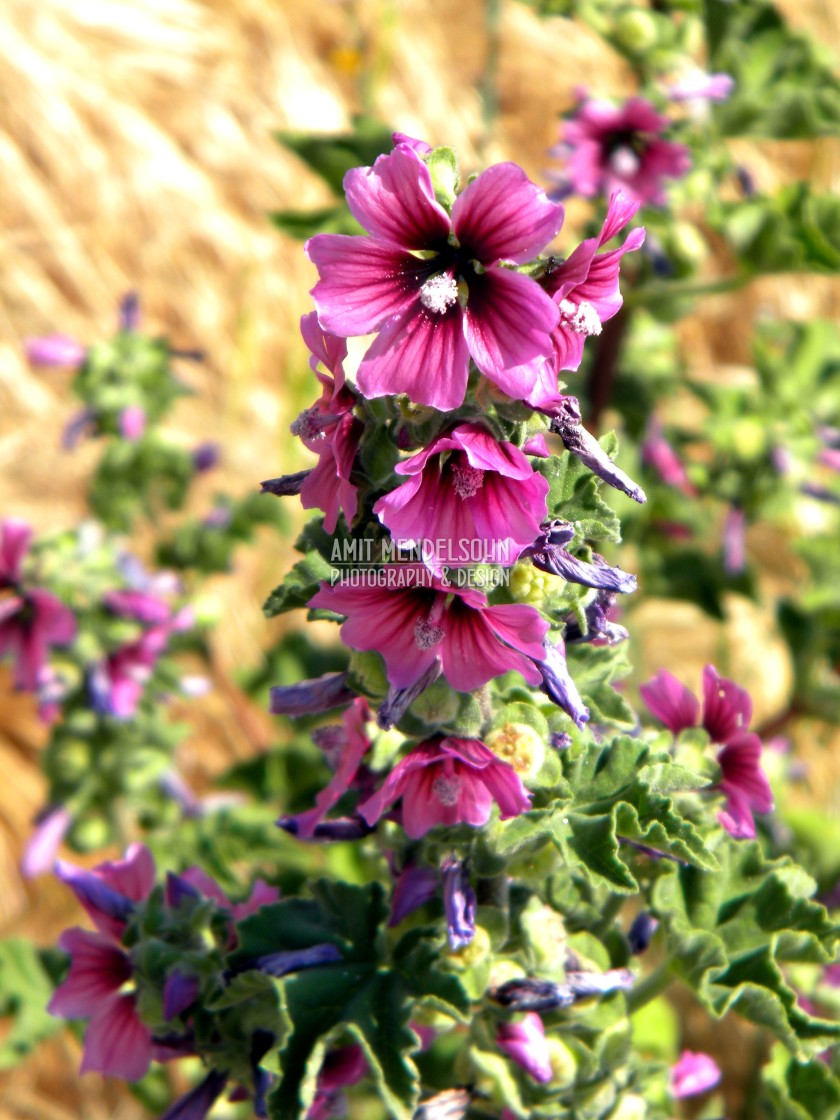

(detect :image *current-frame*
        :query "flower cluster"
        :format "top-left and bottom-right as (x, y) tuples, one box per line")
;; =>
(641, 663), (774, 838)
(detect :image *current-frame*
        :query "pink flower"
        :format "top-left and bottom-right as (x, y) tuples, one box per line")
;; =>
(556, 96), (691, 207)
(25, 333), (87, 368)
(527, 192), (645, 406)
(667, 72), (734, 104)
(307, 143), (564, 411)
(50, 845), (158, 1079)
(357, 737), (531, 839)
(91, 606), (192, 719)
(293, 313), (361, 533)
(641, 418), (696, 495)
(48, 927), (154, 1080)
(374, 423), (549, 571)
(284, 697), (373, 839)
(118, 405), (146, 441)
(0, 520), (76, 693)
(670, 1050), (721, 1098)
(722, 505), (746, 575)
(309, 567), (548, 693)
(640, 665), (773, 838)
(496, 1013), (553, 1083)
(21, 804), (72, 877)
(717, 732), (774, 839)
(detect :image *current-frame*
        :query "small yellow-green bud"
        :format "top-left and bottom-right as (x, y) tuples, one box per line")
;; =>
(509, 560), (550, 608)
(731, 417), (766, 461)
(546, 1038), (579, 1088)
(486, 722), (545, 780)
(614, 9), (658, 55)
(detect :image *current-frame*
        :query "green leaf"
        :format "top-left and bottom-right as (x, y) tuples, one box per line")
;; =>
(556, 812), (638, 893)
(263, 551), (334, 617)
(274, 117), (396, 195)
(0, 940), (63, 1069)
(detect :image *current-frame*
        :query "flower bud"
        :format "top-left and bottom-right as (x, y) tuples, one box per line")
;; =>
(485, 722), (545, 781)
(614, 9), (658, 55)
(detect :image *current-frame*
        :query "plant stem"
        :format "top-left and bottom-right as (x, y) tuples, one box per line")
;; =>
(586, 306), (630, 432)
(478, 0), (502, 161)
(626, 961), (673, 1012)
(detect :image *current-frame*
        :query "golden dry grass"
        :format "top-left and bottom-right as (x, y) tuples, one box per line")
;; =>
(1, 1), (839, 1115)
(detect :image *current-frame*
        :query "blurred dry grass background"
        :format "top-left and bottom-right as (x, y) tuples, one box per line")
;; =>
(1, 0), (840, 1115)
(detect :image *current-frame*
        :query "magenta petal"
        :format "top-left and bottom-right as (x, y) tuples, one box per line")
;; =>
(95, 843), (156, 903)
(718, 731), (774, 821)
(29, 589), (77, 645)
(497, 1013), (553, 1083)
(356, 301), (470, 411)
(440, 598), (545, 691)
(640, 670), (700, 734)
(232, 879), (281, 921)
(702, 665), (752, 743)
(0, 518), (32, 583)
(300, 311), (348, 382)
(464, 269), (558, 396)
(80, 993), (153, 1081)
(293, 698), (372, 838)
(357, 742), (442, 830)
(307, 236), (427, 336)
(49, 928), (131, 1018)
(344, 147), (450, 249)
(452, 163), (564, 264)
(671, 1050), (721, 1099)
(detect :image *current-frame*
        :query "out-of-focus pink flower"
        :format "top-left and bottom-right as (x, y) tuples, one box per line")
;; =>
(641, 418), (696, 495)
(640, 665), (773, 839)
(357, 737), (531, 839)
(670, 1050), (721, 1098)
(118, 406), (147, 441)
(284, 698), (372, 839)
(25, 333), (87, 368)
(91, 606), (192, 720)
(21, 805), (72, 878)
(294, 312), (361, 534)
(717, 732), (774, 839)
(307, 142), (564, 411)
(310, 567), (548, 694)
(374, 423), (549, 572)
(553, 96), (691, 207)
(0, 520), (76, 693)
(667, 71), (734, 104)
(496, 1013), (553, 1083)
(722, 505), (746, 575)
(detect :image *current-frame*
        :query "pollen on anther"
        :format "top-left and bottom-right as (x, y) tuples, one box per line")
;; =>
(290, 407), (326, 441)
(414, 617), (445, 650)
(451, 462), (485, 500)
(559, 299), (602, 337)
(433, 774), (463, 807)
(419, 274), (459, 315)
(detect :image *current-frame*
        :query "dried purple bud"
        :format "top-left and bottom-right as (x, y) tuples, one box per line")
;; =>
(441, 857), (477, 951)
(377, 662), (442, 729)
(389, 864), (439, 927)
(165, 871), (203, 909)
(489, 977), (574, 1012)
(192, 442), (220, 473)
(163, 970), (200, 1021)
(565, 968), (634, 998)
(548, 403), (649, 504)
(157, 1070), (228, 1120)
(550, 731), (573, 750)
(254, 943), (342, 977)
(269, 672), (356, 717)
(260, 471), (311, 497)
(119, 292), (141, 332)
(277, 815), (373, 842)
(627, 912), (659, 955)
(55, 860), (135, 924)
(534, 639), (590, 728)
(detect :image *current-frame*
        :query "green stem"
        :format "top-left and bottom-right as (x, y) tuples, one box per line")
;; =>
(478, 0), (501, 160)
(626, 961), (673, 1012)
(593, 892), (625, 936)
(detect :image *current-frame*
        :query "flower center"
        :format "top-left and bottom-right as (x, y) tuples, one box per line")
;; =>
(414, 617), (445, 650)
(451, 462), (485, 499)
(290, 407), (326, 441)
(609, 145), (641, 179)
(419, 274), (459, 315)
(433, 774), (463, 806)
(558, 299), (602, 337)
